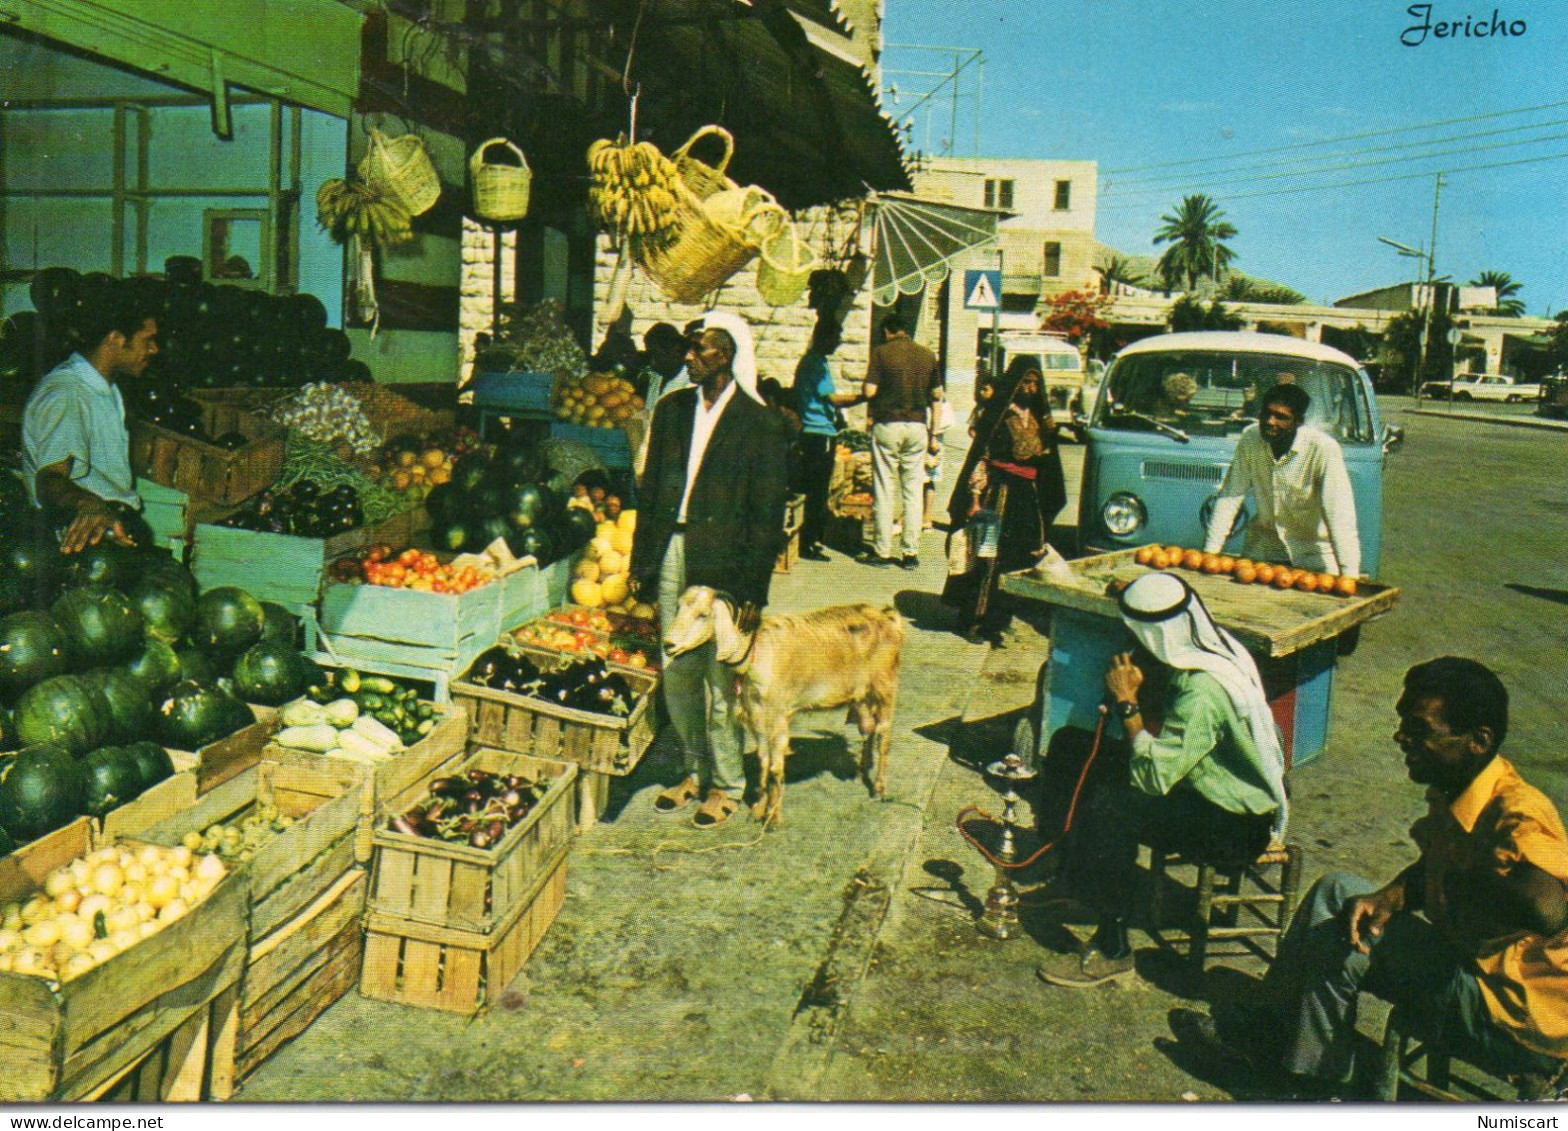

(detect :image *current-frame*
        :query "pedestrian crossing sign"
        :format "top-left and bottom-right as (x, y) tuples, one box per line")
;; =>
(964, 269), (1001, 310)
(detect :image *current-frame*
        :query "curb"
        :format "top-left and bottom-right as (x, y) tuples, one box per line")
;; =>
(1408, 409), (1568, 434)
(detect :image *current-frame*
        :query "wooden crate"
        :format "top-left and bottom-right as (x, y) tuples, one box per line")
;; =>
(367, 748), (575, 935)
(191, 505), (429, 616)
(265, 703), (470, 863)
(164, 708), (283, 796)
(549, 420), (633, 470)
(92, 982), (240, 1103)
(775, 527), (800, 574)
(784, 492), (806, 535)
(135, 478), (193, 554)
(451, 654), (658, 777)
(0, 820), (247, 1102)
(94, 751), (199, 844)
(139, 759), (361, 942)
(342, 380), (455, 440)
(232, 868), (367, 1088)
(360, 853), (566, 1015)
(316, 569), (503, 682)
(128, 416), (285, 506)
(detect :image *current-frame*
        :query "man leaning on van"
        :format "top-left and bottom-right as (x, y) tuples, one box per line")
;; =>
(1202, 381), (1362, 578)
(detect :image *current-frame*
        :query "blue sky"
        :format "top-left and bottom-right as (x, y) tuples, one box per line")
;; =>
(882, 1), (1568, 314)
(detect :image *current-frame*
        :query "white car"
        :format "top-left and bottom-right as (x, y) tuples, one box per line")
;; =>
(1422, 373), (1541, 403)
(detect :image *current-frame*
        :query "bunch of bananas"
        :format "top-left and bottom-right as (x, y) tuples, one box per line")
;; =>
(586, 138), (681, 247)
(316, 178), (414, 249)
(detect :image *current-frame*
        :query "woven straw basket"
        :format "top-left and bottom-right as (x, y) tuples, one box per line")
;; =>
(359, 129), (440, 217)
(672, 125), (738, 201)
(471, 137), (532, 222)
(757, 222), (819, 306)
(636, 181), (784, 305)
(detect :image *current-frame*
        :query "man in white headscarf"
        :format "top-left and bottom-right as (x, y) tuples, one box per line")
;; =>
(630, 312), (788, 828)
(1037, 571), (1288, 988)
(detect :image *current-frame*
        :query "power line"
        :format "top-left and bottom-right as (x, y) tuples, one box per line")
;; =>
(1097, 149), (1568, 211)
(1102, 127), (1568, 203)
(1102, 117), (1568, 192)
(1100, 98), (1568, 174)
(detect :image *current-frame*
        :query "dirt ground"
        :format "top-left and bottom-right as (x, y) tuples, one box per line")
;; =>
(237, 400), (1566, 1103)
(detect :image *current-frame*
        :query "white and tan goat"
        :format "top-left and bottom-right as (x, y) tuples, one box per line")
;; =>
(663, 586), (906, 828)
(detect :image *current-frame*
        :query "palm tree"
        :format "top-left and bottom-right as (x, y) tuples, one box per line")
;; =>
(1098, 255), (1145, 294)
(1153, 194), (1238, 293)
(1469, 270), (1525, 317)
(1222, 275), (1306, 305)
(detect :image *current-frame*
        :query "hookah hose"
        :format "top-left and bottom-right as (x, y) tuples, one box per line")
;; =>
(955, 704), (1108, 870)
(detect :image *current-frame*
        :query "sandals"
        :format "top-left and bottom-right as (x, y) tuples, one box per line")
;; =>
(692, 789), (739, 828)
(653, 777), (700, 813)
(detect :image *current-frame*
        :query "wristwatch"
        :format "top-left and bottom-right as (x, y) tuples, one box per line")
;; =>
(1114, 700), (1141, 720)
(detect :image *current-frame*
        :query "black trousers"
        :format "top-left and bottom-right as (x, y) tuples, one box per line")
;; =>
(797, 431), (836, 549)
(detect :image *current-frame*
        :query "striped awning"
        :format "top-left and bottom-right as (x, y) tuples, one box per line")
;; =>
(870, 193), (1002, 306)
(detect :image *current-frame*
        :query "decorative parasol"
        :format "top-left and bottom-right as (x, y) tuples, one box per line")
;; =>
(869, 192), (1005, 307)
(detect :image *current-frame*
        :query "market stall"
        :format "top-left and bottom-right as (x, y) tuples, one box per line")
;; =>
(1000, 548), (1399, 768)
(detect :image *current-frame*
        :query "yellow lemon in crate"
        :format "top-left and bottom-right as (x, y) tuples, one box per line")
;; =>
(597, 550), (626, 577)
(599, 574), (630, 606)
(574, 559), (601, 582)
(571, 579), (604, 608)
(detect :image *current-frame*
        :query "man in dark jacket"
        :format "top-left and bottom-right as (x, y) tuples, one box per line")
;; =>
(630, 311), (790, 828)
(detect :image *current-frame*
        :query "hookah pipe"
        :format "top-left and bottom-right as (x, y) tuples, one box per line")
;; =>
(956, 703), (1109, 871)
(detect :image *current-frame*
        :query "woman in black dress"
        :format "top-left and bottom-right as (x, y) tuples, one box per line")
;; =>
(942, 354), (1069, 644)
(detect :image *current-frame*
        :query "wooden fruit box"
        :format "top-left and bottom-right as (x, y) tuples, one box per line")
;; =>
(450, 649), (659, 778)
(139, 759), (361, 942)
(367, 748), (575, 936)
(190, 504), (430, 617)
(265, 702), (470, 863)
(511, 612), (662, 676)
(316, 570), (503, 684)
(342, 380), (455, 441)
(361, 793), (567, 1018)
(135, 478), (193, 553)
(233, 868), (366, 1088)
(549, 419), (633, 470)
(94, 750), (199, 845)
(92, 981), (241, 1103)
(128, 415), (285, 507)
(164, 708), (283, 797)
(0, 820), (247, 1102)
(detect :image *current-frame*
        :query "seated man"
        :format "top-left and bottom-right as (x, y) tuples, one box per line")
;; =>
(1035, 572), (1288, 988)
(1194, 657), (1568, 1098)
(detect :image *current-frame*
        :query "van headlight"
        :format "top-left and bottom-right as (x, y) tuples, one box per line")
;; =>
(1101, 492), (1146, 537)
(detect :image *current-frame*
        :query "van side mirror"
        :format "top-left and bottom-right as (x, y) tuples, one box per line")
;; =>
(1382, 423), (1405, 455)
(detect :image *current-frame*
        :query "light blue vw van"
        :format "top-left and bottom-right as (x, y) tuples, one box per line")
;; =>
(1077, 332), (1402, 575)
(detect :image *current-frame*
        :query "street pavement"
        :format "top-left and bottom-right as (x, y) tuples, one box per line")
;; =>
(238, 398), (1566, 1103)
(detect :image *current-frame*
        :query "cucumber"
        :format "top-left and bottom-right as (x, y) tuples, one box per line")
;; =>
(357, 692), (386, 712)
(415, 717), (435, 736)
(338, 669), (362, 694)
(362, 676), (397, 695)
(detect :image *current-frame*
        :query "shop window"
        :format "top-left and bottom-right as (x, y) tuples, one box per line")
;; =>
(202, 209), (269, 289)
(1054, 180), (1072, 210)
(1043, 241), (1062, 277)
(984, 178), (1015, 210)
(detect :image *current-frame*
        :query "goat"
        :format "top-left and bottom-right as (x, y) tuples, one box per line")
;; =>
(663, 586), (906, 828)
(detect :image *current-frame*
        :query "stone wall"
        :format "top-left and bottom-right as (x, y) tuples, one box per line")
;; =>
(590, 204), (878, 399)
(458, 218), (517, 374)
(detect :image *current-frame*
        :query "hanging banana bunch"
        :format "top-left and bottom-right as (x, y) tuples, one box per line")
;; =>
(315, 178), (414, 249)
(586, 138), (682, 253)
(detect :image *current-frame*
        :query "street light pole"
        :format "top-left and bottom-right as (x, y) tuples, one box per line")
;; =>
(1377, 235), (1434, 401)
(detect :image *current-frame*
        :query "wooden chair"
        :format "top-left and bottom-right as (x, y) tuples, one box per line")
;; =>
(1146, 841), (1304, 970)
(1375, 1004), (1564, 1102)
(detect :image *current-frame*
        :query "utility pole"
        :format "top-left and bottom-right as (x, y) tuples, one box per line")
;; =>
(1418, 173), (1445, 399)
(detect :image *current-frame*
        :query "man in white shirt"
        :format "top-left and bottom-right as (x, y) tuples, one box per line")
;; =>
(1202, 382), (1361, 577)
(629, 312), (790, 828)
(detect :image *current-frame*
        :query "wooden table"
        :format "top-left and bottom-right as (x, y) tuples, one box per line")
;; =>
(1000, 549), (1399, 768)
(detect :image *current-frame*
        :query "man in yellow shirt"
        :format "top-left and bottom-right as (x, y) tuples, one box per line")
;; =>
(1193, 657), (1568, 1098)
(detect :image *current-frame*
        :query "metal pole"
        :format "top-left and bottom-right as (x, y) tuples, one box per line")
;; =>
(974, 57), (984, 156)
(991, 248), (1003, 384)
(948, 50), (959, 156)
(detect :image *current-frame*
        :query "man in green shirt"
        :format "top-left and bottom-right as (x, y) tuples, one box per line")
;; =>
(1037, 572), (1288, 988)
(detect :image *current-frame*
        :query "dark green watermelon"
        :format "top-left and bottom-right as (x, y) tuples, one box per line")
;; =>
(0, 820), (14, 857)
(0, 743), (88, 841)
(0, 704), (15, 752)
(476, 513), (513, 548)
(82, 745), (144, 819)
(232, 640), (314, 705)
(59, 541), (138, 591)
(139, 554), (199, 599)
(424, 482), (461, 525)
(173, 646), (220, 684)
(51, 585), (145, 665)
(126, 576), (197, 643)
(435, 520), (471, 554)
(123, 637), (183, 695)
(0, 572), (27, 617)
(14, 674), (113, 756)
(5, 539), (60, 610)
(122, 740), (175, 793)
(156, 679), (253, 750)
(194, 587), (265, 656)
(82, 668), (156, 744)
(259, 602), (299, 646)
(508, 526), (555, 565)
(0, 611), (72, 700)
(559, 506), (597, 550)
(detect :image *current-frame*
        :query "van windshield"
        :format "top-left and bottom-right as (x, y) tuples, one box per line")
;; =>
(1093, 349), (1372, 442)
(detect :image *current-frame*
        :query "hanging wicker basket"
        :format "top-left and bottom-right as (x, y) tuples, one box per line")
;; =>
(757, 221), (819, 306)
(672, 125), (738, 201)
(470, 137), (533, 222)
(358, 128), (441, 218)
(635, 180), (783, 305)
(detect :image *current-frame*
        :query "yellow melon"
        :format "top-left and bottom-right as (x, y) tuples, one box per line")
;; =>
(630, 602), (656, 620)
(597, 550), (626, 576)
(609, 527), (635, 556)
(571, 579), (604, 608)
(590, 535), (615, 559)
(596, 522), (617, 540)
(616, 509), (637, 532)
(574, 559), (601, 582)
(599, 574), (629, 605)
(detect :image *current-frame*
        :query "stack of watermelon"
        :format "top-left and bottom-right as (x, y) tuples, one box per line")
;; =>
(0, 537), (320, 852)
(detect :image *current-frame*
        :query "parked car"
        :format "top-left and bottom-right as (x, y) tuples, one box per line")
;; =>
(1420, 373), (1542, 402)
(1078, 331), (1402, 576)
